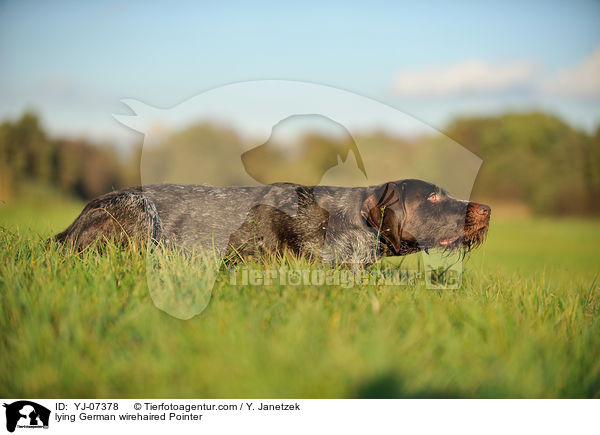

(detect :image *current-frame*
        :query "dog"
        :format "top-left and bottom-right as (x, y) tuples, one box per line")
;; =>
(54, 179), (490, 263)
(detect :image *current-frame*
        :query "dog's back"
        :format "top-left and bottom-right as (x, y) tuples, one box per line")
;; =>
(55, 184), (330, 255)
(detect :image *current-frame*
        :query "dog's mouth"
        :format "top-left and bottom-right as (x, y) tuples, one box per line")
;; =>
(429, 217), (489, 253)
(388, 216), (490, 255)
(439, 236), (460, 246)
(444, 222), (489, 252)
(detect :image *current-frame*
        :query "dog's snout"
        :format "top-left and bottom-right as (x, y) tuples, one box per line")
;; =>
(467, 202), (491, 218)
(477, 204), (491, 216)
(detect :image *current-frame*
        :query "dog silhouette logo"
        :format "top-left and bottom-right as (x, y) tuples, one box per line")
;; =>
(114, 80), (483, 319)
(3, 401), (50, 432)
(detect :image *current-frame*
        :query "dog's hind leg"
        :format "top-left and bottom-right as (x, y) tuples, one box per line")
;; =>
(54, 188), (162, 251)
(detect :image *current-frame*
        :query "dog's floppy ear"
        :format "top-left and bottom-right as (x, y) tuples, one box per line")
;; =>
(361, 183), (404, 253)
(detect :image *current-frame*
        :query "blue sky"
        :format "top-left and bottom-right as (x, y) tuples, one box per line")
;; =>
(1, 0), (599, 146)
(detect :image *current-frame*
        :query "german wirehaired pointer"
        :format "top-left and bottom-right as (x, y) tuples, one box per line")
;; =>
(55, 179), (490, 263)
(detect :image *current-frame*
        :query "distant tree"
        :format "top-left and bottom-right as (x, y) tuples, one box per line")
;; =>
(0, 112), (52, 200)
(445, 112), (597, 215)
(0, 112), (125, 201)
(583, 126), (600, 214)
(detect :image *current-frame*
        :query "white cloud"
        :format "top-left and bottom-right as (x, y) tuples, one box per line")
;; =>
(541, 45), (600, 97)
(394, 60), (537, 96)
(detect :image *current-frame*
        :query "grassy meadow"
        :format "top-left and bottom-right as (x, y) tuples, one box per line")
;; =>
(0, 192), (599, 398)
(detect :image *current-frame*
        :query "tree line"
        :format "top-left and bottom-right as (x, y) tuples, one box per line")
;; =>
(445, 112), (600, 215)
(0, 111), (598, 215)
(0, 112), (139, 201)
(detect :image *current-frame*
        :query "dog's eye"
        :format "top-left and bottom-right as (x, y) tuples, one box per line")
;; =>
(428, 192), (440, 202)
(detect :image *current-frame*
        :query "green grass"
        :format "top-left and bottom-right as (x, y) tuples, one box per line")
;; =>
(0, 196), (599, 398)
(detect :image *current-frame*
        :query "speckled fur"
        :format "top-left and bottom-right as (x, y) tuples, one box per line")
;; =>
(54, 180), (490, 263)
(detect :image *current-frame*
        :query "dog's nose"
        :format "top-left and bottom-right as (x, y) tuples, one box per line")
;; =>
(477, 204), (491, 216)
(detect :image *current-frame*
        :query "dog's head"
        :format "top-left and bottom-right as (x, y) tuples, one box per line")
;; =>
(361, 179), (490, 255)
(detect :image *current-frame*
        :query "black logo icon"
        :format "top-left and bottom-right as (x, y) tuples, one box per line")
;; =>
(3, 401), (50, 433)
